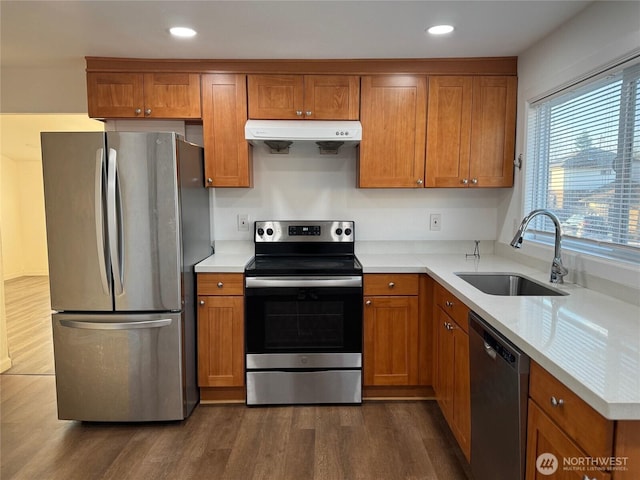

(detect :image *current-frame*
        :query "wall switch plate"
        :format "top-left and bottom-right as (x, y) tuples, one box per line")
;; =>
(237, 214), (249, 231)
(430, 213), (442, 231)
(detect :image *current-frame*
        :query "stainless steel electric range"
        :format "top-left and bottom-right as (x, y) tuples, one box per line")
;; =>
(244, 220), (363, 405)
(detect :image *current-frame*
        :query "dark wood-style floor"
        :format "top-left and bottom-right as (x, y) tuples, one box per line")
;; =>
(1, 277), (472, 480)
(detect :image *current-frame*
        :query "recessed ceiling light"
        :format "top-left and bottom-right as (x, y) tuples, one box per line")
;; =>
(426, 25), (454, 35)
(169, 27), (197, 38)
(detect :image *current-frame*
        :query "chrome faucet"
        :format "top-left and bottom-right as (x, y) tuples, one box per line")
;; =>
(510, 209), (568, 284)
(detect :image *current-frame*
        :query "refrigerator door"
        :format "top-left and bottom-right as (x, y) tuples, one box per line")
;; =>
(52, 312), (186, 421)
(41, 132), (113, 312)
(106, 132), (182, 312)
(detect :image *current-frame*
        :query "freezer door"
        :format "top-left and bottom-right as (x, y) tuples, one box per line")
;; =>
(41, 132), (113, 312)
(52, 312), (186, 421)
(106, 132), (182, 311)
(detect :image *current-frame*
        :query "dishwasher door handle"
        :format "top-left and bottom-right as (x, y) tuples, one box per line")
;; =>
(484, 341), (497, 360)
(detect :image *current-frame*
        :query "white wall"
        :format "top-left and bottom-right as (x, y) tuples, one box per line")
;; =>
(212, 141), (501, 243)
(497, 1), (640, 300)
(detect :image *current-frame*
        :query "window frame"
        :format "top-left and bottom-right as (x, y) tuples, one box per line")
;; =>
(522, 55), (640, 266)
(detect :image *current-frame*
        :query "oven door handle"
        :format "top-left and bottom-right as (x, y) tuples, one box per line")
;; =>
(245, 276), (362, 288)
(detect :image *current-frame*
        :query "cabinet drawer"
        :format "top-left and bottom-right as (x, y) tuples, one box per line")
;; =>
(198, 273), (244, 296)
(529, 362), (614, 459)
(434, 282), (469, 333)
(364, 274), (419, 296)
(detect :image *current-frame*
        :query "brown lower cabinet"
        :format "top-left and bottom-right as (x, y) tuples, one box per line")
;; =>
(433, 283), (471, 462)
(197, 273), (245, 402)
(526, 361), (640, 480)
(363, 274), (432, 397)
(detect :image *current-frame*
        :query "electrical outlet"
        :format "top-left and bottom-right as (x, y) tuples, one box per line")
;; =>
(430, 213), (442, 231)
(237, 214), (249, 231)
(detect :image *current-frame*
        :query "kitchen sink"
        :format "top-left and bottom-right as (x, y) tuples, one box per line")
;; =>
(455, 272), (568, 296)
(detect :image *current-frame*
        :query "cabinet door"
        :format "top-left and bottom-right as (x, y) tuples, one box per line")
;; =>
(142, 73), (201, 118)
(425, 76), (473, 187)
(197, 295), (244, 387)
(364, 295), (419, 385)
(247, 74), (304, 119)
(87, 72), (144, 118)
(452, 322), (471, 461)
(359, 75), (427, 187)
(303, 75), (360, 120)
(468, 76), (516, 187)
(201, 74), (252, 187)
(435, 306), (471, 462)
(526, 401), (611, 480)
(435, 307), (455, 417)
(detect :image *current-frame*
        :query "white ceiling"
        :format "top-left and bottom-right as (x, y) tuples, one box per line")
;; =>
(1, 1), (591, 68)
(0, 0), (593, 164)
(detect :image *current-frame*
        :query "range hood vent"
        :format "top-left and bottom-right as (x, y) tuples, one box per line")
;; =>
(245, 120), (361, 154)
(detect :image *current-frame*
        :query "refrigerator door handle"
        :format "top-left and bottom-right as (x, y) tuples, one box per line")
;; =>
(59, 318), (173, 330)
(95, 148), (110, 295)
(107, 147), (124, 295)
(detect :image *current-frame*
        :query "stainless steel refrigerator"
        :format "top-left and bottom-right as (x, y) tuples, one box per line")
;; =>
(41, 131), (211, 422)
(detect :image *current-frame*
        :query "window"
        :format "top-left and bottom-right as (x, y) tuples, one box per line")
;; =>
(525, 58), (640, 261)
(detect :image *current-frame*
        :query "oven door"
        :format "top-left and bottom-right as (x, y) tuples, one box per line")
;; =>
(245, 276), (363, 355)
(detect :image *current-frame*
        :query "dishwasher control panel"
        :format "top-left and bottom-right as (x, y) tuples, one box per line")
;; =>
(483, 331), (517, 365)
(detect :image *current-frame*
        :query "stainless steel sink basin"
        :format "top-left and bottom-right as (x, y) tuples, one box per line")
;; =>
(455, 272), (568, 296)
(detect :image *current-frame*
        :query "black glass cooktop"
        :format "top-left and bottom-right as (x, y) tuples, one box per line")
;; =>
(245, 255), (362, 276)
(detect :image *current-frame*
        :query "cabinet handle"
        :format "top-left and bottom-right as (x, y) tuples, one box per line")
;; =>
(550, 396), (564, 407)
(135, 108), (142, 115)
(471, 178), (478, 185)
(199, 300), (205, 306)
(388, 282), (395, 288)
(305, 111), (312, 117)
(296, 110), (303, 116)
(461, 178), (469, 185)
(217, 282), (224, 288)
(145, 108), (152, 116)
(365, 300), (372, 306)
(207, 178), (213, 184)
(445, 300), (454, 307)
(416, 179), (423, 185)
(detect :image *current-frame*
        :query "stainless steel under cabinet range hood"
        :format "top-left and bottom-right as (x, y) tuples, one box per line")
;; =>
(245, 120), (362, 154)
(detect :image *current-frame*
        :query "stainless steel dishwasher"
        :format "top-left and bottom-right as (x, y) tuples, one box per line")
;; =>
(469, 311), (530, 480)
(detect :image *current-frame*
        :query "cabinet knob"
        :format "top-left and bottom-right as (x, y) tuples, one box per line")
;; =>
(296, 110), (303, 116)
(305, 111), (312, 117)
(445, 300), (454, 307)
(217, 282), (224, 288)
(550, 396), (564, 407)
(207, 178), (213, 184)
(199, 300), (205, 306)
(471, 178), (478, 185)
(461, 178), (469, 185)
(416, 179), (423, 185)
(135, 108), (142, 115)
(388, 282), (395, 288)
(145, 108), (152, 115)
(365, 300), (372, 306)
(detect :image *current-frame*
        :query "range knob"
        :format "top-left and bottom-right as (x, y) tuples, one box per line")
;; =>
(335, 228), (343, 235)
(344, 228), (352, 236)
(266, 228), (274, 236)
(257, 228), (265, 236)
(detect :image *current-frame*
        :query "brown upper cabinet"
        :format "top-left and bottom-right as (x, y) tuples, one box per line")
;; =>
(247, 74), (360, 120)
(87, 72), (201, 119)
(426, 76), (517, 187)
(201, 74), (252, 188)
(358, 75), (427, 188)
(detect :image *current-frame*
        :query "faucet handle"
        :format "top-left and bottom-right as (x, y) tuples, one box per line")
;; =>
(550, 258), (568, 283)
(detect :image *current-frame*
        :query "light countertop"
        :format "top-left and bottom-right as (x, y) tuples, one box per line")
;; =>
(196, 243), (640, 420)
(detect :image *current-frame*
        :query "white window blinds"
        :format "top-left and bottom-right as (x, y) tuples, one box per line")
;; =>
(525, 59), (640, 255)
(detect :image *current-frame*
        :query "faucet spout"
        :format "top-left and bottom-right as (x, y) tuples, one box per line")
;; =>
(510, 209), (568, 284)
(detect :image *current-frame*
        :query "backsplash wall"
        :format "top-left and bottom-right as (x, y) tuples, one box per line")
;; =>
(211, 141), (501, 242)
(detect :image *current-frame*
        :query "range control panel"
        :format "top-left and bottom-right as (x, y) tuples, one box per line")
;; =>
(255, 220), (354, 243)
